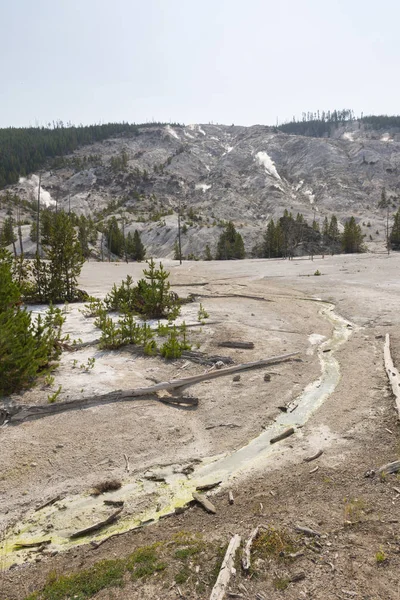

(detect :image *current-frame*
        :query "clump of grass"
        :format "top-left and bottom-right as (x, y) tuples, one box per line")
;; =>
(25, 543), (167, 599)
(314, 269), (321, 276)
(343, 497), (366, 524)
(252, 526), (298, 560)
(376, 549), (387, 565)
(273, 577), (290, 590)
(24, 559), (126, 599)
(91, 479), (122, 496)
(126, 543), (166, 581)
(175, 565), (190, 584)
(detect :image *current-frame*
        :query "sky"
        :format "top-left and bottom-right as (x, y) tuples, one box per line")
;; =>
(1, 0), (399, 128)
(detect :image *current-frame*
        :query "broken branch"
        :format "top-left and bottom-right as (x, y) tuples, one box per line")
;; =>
(210, 534), (241, 600)
(384, 333), (400, 418)
(242, 526), (260, 571)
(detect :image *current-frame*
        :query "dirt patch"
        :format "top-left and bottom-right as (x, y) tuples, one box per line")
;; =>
(1, 255), (400, 599)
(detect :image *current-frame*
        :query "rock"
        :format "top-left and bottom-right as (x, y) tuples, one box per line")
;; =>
(233, 375), (241, 382)
(215, 361), (225, 370)
(264, 373), (271, 382)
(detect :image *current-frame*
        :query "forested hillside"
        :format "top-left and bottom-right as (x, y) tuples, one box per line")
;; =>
(278, 111), (400, 138)
(0, 122), (182, 188)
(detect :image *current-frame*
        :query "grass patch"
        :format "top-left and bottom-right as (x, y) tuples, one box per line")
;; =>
(24, 532), (228, 599)
(24, 544), (165, 599)
(273, 576), (290, 590)
(175, 565), (191, 584)
(252, 526), (298, 561)
(126, 543), (167, 581)
(24, 559), (126, 600)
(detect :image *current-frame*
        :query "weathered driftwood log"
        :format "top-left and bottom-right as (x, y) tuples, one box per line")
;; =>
(242, 526), (260, 571)
(13, 539), (51, 550)
(70, 508), (123, 539)
(35, 495), (63, 512)
(218, 341), (255, 350)
(304, 449), (323, 463)
(294, 525), (321, 537)
(378, 460), (400, 476)
(270, 427), (295, 444)
(210, 534), (241, 600)
(192, 492), (217, 514)
(6, 352), (299, 425)
(196, 481), (222, 492)
(384, 333), (400, 418)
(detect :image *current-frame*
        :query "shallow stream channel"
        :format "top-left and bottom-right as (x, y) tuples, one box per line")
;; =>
(1, 301), (352, 567)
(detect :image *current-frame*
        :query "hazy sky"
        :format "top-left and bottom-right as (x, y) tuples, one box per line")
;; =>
(1, 0), (399, 128)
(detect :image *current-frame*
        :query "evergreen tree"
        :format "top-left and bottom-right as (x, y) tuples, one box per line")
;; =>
(215, 221), (245, 260)
(173, 239), (182, 261)
(390, 209), (400, 250)
(341, 216), (364, 253)
(29, 221), (37, 242)
(0, 249), (64, 395)
(46, 212), (84, 301)
(378, 187), (389, 209)
(129, 230), (146, 261)
(1, 215), (17, 256)
(204, 244), (212, 260)
(328, 215), (340, 241)
(106, 217), (124, 257)
(312, 219), (320, 233)
(322, 216), (329, 242)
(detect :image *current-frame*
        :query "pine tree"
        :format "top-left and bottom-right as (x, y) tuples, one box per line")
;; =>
(130, 230), (146, 261)
(390, 209), (400, 250)
(31, 212), (84, 302)
(328, 215), (340, 241)
(204, 244), (212, 260)
(173, 239), (182, 261)
(0, 249), (64, 395)
(341, 216), (364, 253)
(106, 217), (124, 257)
(1, 215), (17, 256)
(215, 222), (245, 260)
(378, 187), (389, 209)
(322, 217), (329, 242)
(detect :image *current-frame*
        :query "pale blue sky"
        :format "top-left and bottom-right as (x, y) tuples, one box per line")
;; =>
(1, 0), (399, 127)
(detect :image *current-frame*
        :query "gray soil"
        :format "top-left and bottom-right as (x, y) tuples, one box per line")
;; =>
(1, 253), (400, 599)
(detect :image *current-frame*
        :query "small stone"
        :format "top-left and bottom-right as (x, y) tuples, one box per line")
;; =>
(56, 444), (64, 449)
(264, 373), (271, 382)
(215, 361), (224, 370)
(233, 375), (241, 382)
(30, 462), (37, 467)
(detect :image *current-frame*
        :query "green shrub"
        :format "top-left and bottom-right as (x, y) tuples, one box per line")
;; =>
(104, 260), (181, 319)
(0, 250), (66, 396)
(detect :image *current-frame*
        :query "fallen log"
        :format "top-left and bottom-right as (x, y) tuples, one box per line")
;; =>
(196, 481), (222, 492)
(378, 460), (400, 476)
(13, 539), (51, 550)
(210, 534), (241, 600)
(270, 427), (295, 444)
(7, 352), (299, 424)
(192, 492), (216, 514)
(294, 525), (321, 537)
(35, 495), (63, 512)
(242, 526), (259, 571)
(218, 341), (255, 350)
(304, 450), (323, 463)
(70, 508), (123, 539)
(383, 334), (400, 418)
